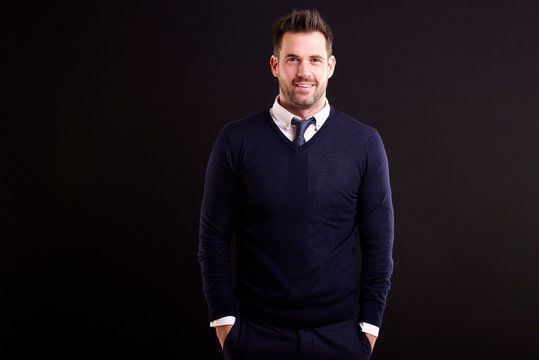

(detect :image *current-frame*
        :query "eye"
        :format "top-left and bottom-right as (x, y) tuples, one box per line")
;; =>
(287, 58), (299, 62)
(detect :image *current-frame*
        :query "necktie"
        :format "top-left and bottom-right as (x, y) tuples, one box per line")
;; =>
(291, 117), (315, 146)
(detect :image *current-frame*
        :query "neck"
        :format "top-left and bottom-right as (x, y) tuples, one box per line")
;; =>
(278, 95), (326, 120)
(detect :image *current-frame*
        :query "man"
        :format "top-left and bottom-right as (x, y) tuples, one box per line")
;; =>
(199, 9), (394, 359)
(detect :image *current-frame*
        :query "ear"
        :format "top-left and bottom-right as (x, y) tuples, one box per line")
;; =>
(270, 55), (279, 77)
(327, 55), (336, 79)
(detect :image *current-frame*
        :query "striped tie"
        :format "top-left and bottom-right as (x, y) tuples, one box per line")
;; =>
(291, 117), (315, 146)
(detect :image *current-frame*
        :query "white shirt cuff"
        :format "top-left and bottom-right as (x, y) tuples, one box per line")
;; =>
(210, 316), (379, 336)
(359, 322), (380, 337)
(209, 316), (236, 327)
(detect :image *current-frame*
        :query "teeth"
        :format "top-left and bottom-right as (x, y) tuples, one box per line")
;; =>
(297, 84), (312, 88)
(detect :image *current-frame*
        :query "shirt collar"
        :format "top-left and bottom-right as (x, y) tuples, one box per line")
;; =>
(270, 95), (330, 129)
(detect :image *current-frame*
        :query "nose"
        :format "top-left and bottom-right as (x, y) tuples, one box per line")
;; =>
(297, 60), (311, 78)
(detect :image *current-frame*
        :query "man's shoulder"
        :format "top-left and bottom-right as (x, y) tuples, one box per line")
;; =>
(330, 107), (378, 138)
(222, 109), (270, 134)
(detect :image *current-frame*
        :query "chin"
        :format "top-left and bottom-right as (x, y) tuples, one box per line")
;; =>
(293, 101), (316, 109)
(292, 95), (315, 105)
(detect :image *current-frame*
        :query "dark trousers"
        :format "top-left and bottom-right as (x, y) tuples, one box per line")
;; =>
(223, 317), (372, 360)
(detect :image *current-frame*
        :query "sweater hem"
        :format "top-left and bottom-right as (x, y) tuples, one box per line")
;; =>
(237, 293), (357, 329)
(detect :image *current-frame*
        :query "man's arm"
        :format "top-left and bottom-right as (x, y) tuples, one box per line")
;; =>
(198, 127), (238, 325)
(215, 325), (234, 349)
(360, 322), (378, 351)
(356, 131), (394, 333)
(211, 316), (236, 349)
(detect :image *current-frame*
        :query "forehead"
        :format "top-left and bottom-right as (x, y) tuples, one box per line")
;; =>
(280, 31), (328, 58)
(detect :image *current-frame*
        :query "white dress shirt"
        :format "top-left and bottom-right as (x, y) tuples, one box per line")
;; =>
(209, 96), (380, 337)
(270, 95), (330, 142)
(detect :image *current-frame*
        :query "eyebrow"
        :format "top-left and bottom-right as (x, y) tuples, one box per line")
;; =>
(284, 54), (325, 60)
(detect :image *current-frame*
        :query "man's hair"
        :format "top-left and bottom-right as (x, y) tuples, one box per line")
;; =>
(273, 9), (333, 57)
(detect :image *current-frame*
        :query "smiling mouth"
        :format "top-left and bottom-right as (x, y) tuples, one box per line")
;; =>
(294, 83), (315, 88)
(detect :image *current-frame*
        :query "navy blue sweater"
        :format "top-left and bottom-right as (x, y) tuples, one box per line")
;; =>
(199, 107), (394, 329)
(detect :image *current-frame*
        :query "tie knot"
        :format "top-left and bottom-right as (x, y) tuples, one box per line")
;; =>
(291, 116), (315, 126)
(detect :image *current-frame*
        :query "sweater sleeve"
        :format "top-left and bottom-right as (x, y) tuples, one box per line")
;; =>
(356, 131), (394, 328)
(198, 127), (238, 322)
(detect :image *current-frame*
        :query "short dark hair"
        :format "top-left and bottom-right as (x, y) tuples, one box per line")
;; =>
(273, 9), (333, 57)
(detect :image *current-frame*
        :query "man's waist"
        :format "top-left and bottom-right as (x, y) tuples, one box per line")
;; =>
(237, 292), (357, 329)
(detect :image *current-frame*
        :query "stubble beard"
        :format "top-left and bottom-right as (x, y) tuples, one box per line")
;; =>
(279, 77), (327, 111)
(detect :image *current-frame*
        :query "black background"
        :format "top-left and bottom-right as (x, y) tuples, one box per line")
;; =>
(3, 1), (539, 359)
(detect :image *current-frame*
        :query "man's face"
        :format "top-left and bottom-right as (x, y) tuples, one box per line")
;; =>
(270, 31), (336, 116)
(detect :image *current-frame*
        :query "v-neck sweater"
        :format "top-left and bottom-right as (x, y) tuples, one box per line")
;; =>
(199, 107), (394, 329)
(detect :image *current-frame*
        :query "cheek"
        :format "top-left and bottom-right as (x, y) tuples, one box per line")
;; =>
(314, 69), (328, 81)
(280, 67), (296, 80)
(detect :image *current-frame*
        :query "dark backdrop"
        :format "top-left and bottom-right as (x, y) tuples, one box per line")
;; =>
(3, 1), (538, 359)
